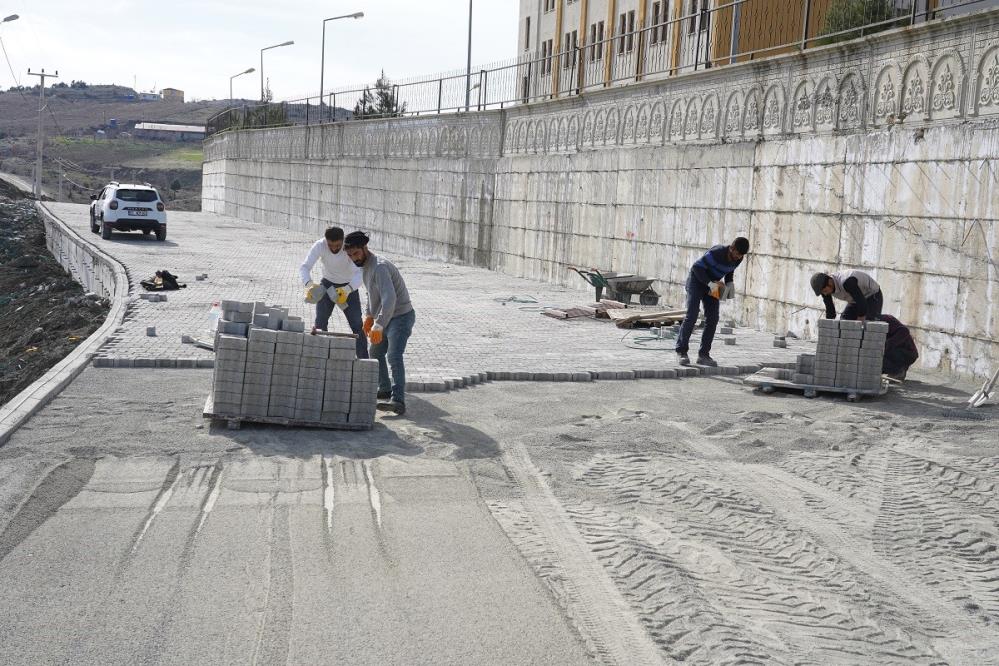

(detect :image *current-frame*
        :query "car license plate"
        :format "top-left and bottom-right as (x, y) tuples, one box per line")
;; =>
(128, 210), (147, 216)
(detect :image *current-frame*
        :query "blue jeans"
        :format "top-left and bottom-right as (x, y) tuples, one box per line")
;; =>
(675, 276), (720, 357)
(315, 278), (368, 359)
(370, 309), (415, 404)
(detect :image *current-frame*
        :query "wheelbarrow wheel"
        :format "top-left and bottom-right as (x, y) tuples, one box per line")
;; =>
(639, 291), (660, 306)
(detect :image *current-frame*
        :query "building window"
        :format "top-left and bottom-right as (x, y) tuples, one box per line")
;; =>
(618, 10), (636, 55)
(544, 0), (556, 13)
(525, 16), (531, 51)
(589, 20), (605, 62)
(540, 38), (554, 76)
(651, 1), (670, 45)
(688, 0), (708, 35)
(562, 30), (578, 69)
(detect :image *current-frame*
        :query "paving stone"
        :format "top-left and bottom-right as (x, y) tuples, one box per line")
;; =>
(55, 205), (808, 388)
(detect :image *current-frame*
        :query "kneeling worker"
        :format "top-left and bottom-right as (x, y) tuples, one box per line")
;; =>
(810, 269), (882, 321)
(300, 227), (368, 359)
(343, 231), (415, 416)
(675, 237), (750, 367)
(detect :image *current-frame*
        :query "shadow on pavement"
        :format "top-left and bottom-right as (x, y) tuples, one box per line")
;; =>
(207, 419), (424, 460)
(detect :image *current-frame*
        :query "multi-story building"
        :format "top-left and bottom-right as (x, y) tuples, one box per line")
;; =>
(518, 0), (998, 99)
(161, 88), (185, 103)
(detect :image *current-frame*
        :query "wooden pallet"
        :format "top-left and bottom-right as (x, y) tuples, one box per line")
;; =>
(742, 372), (888, 402)
(202, 394), (372, 431)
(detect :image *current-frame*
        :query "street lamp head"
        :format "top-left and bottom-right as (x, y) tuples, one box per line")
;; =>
(2, 14), (19, 22)
(350, 12), (364, 19)
(244, 67), (255, 74)
(279, 40), (294, 47)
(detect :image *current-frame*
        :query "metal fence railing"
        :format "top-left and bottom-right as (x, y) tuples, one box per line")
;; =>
(206, 0), (993, 136)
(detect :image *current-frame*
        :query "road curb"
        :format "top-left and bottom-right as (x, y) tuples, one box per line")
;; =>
(0, 202), (130, 446)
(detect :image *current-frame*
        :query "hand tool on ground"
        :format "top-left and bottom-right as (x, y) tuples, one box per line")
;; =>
(967, 367), (999, 408)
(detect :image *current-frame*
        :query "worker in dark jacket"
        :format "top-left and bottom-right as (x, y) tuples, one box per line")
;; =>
(810, 269), (883, 321)
(880, 314), (919, 381)
(675, 237), (750, 367)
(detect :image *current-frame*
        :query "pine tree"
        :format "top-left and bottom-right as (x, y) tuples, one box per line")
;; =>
(352, 70), (406, 119)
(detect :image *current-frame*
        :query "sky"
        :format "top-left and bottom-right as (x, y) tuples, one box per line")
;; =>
(0, 1), (519, 101)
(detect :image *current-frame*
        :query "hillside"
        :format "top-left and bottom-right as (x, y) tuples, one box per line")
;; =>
(0, 85), (240, 211)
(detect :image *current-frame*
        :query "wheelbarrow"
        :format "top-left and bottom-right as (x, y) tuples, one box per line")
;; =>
(568, 267), (660, 306)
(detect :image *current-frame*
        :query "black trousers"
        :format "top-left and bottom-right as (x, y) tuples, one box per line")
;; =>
(841, 290), (883, 321)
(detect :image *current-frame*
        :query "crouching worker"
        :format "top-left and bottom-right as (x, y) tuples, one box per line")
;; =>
(880, 314), (919, 381)
(300, 226), (368, 359)
(810, 269), (883, 322)
(343, 231), (415, 416)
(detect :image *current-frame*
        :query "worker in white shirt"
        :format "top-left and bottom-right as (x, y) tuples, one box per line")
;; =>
(300, 227), (367, 359)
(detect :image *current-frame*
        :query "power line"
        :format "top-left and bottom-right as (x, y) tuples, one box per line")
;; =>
(0, 33), (29, 102)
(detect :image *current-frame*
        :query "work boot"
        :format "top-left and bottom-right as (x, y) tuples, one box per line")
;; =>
(377, 390), (392, 400)
(697, 354), (718, 367)
(376, 400), (406, 416)
(677, 352), (690, 366)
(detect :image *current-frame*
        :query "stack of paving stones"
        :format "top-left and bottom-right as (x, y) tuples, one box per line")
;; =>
(813, 319), (888, 391)
(210, 300), (377, 429)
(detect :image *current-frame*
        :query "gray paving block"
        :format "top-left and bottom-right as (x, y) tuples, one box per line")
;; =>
(247, 338), (276, 353)
(839, 329), (864, 339)
(216, 335), (248, 351)
(817, 319), (840, 330)
(675, 367), (699, 378)
(218, 321), (248, 336)
(228, 311), (254, 324)
(275, 330), (302, 345)
(220, 300), (243, 311)
(282, 319), (305, 333)
(864, 320), (889, 334)
(838, 338), (862, 349)
(328, 349), (355, 361)
(244, 361), (273, 375)
(248, 328), (278, 343)
(839, 319), (864, 330)
(424, 381), (447, 392)
(772, 340), (787, 348)
(275, 342), (303, 357)
(793, 373), (815, 384)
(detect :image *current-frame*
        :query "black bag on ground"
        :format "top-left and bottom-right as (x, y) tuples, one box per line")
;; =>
(140, 270), (186, 291)
(880, 314), (918, 375)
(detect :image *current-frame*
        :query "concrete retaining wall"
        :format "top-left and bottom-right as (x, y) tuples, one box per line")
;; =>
(203, 9), (999, 378)
(0, 204), (129, 445)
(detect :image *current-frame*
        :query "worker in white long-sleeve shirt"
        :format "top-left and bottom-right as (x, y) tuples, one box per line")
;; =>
(299, 226), (367, 359)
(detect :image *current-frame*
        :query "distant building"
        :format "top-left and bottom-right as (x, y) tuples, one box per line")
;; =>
(133, 122), (205, 142)
(161, 88), (184, 103)
(139, 92), (161, 102)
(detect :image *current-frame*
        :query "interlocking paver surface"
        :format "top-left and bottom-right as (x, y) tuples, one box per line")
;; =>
(49, 203), (810, 388)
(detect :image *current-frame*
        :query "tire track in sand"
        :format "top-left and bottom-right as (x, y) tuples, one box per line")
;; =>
(499, 442), (664, 665)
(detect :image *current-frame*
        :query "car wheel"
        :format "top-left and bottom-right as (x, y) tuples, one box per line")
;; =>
(101, 222), (112, 240)
(155, 226), (166, 242)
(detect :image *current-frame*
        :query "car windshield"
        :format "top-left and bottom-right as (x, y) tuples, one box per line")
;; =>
(115, 189), (158, 203)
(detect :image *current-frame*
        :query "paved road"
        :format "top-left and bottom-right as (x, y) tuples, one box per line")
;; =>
(1, 367), (591, 665)
(45, 203), (808, 389)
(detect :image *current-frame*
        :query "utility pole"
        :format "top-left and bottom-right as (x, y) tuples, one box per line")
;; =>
(27, 68), (58, 199)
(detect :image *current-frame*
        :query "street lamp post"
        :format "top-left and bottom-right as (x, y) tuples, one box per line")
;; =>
(464, 0), (473, 112)
(320, 11), (363, 116)
(260, 40), (294, 101)
(230, 67), (255, 104)
(2, 14), (19, 23)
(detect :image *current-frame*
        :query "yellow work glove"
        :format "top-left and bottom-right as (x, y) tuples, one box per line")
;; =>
(368, 323), (384, 345)
(304, 282), (324, 304)
(334, 286), (352, 305)
(362, 316), (374, 335)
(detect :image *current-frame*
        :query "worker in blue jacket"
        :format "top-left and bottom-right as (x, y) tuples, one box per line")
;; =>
(675, 237), (750, 367)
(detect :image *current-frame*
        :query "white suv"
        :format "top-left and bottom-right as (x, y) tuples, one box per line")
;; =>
(90, 182), (167, 241)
